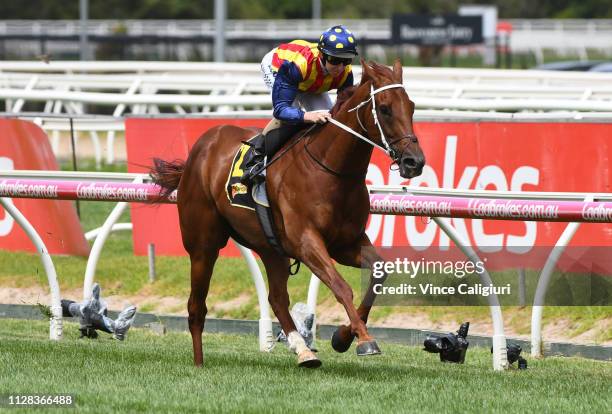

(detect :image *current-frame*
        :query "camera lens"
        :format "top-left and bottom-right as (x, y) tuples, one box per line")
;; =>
(423, 335), (443, 353)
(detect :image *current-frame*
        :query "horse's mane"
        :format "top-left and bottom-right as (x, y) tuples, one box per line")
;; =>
(330, 85), (358, 117)
(329, 61), (397, 117)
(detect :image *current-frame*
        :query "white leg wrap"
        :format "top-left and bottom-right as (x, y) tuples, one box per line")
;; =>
(287, 331), (309, 355)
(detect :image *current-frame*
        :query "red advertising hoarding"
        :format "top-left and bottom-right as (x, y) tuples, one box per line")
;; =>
(126, 118), (612, 259)
(0, 119), (89, 256)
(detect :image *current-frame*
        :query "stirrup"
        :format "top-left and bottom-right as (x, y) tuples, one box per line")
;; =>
(240, 158), (266, 185)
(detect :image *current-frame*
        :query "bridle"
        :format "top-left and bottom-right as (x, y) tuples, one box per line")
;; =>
(326, 83), (417, 163)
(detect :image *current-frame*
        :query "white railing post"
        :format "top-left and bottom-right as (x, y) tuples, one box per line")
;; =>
(235, 242), (274, 352)
(433, 217), (509, 371)
(306, 274), (321, 348)
(0, 197), (62, 340)
(530, 195), (593, 357)
(82, 175), (144, 300)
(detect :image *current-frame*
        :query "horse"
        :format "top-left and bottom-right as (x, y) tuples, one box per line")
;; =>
(150, 59), (425, 368)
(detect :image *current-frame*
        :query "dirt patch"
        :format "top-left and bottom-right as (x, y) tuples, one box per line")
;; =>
(374, 311), (463, 333)
(209, 293), (251, 313)
(1, 285), (609, 345)
(0, 287), (85, 307)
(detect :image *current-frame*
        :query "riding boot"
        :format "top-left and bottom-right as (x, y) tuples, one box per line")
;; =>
(240, 123), (304, 186)
(240, 138), (266, 185)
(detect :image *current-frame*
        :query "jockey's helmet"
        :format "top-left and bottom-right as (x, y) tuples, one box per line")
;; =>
(318, 25), (358, 59)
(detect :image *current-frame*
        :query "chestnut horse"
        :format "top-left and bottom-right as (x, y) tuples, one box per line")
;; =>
(151, 59), (425, 367)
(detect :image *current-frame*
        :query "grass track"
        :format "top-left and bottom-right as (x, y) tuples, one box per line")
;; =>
(0, 319), (610, 413)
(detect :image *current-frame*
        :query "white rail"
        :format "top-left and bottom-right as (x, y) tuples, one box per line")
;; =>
(1, 18), (612, 56)
(2, 18), (612, 36)
(6, 88), (612, 113)
(3, 61), (612, 82)
(2, 63), (611, 122)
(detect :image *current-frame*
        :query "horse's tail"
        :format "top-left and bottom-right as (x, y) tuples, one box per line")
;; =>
(150, 158), (185, 201)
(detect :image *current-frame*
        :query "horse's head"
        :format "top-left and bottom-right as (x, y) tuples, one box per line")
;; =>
(348, 59), (425, 178)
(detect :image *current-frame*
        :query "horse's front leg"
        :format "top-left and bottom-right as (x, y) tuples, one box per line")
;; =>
(330, 234), (386, 353)
(298, 230), (381, 356)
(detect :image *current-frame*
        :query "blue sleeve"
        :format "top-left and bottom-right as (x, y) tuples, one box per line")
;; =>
(271, 61), (305, 124)
(338, 71), (354, 92)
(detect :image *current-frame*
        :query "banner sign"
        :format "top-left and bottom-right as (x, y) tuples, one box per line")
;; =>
(368, 194), (612, 223)
(0, 119), (88, 256)
(125, 119), (612, 266)
(0, 179), (175, 203)
(391, 14), (483, 45)
(126, 118), (268, 256)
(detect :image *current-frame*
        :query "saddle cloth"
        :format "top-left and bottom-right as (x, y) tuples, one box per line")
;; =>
(225, 133), (268, 210)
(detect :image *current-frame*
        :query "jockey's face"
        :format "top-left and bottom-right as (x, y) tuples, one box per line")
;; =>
(322, 55), (350, 77)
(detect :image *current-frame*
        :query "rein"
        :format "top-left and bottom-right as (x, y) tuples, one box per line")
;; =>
(249, 124), (317, 176)
(304, 138), (366, 179)
(306, 82), (415, 177)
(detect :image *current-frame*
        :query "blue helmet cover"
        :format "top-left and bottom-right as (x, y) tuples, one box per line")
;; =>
(318, 25), (358, 58)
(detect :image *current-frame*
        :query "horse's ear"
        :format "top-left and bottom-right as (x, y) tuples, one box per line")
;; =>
(392, 58), (403, 83)
(360, 58), (373, 84)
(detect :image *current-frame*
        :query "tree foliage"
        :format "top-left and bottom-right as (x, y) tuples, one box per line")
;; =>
(1, 0), (610, 19)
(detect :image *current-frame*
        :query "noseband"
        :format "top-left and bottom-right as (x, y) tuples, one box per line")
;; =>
(328, 83), (416, 163)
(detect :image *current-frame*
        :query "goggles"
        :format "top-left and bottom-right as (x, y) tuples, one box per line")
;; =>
(325, 55), (353, 66)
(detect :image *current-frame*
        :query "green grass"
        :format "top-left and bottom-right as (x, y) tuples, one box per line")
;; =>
(0, 319), (610, 414)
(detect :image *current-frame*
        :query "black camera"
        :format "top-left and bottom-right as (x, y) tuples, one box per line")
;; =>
(423, 322), (470, 363)
(492, 343), (528, 369)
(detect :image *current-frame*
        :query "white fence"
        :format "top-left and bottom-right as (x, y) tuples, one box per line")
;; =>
(2, 18), (612, 59)
(4, 18), (612, 37)
(3, 62), (612, 116)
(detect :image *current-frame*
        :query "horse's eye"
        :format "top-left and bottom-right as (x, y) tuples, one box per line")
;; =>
(380, 105), (392, 117)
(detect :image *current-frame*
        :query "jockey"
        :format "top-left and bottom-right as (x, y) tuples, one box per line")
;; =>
(241, 25), (358, 184)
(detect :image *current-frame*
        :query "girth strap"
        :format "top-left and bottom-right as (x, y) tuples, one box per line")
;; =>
(252, 182), (301, 276)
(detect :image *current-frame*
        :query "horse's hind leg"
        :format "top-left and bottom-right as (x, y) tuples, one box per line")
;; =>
(187, 247), (220, 367)
(260, 252), (321, 368)
(181, 200), (229, 366)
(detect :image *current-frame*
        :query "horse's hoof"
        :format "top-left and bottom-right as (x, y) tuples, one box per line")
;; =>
(331, 327), (354, 353)
(356, 340), (382, 356)
(298, 350), (322, 368)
